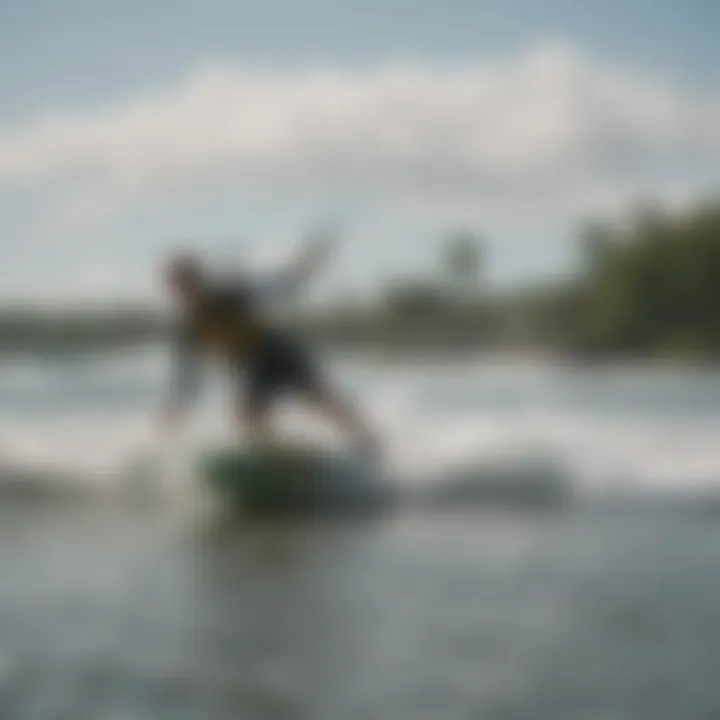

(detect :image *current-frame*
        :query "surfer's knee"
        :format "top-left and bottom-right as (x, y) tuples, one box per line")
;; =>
(236, 389), (269, 428)
(307, 383), (368, 432)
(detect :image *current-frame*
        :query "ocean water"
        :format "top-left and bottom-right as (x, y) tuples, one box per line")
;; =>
(1, 349), (720, 718)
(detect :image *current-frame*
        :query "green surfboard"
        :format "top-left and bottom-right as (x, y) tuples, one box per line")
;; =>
(200, 443), (390, 515)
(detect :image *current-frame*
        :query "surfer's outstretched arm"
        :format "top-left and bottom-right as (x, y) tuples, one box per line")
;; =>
(260, 230), (336, 303)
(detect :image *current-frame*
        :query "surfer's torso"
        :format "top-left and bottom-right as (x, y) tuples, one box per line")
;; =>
(169, 273), (319, 410)
(189, 283), (266, 362)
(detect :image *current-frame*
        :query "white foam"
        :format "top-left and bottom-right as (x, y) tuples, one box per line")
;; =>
(1, 354), (720, 496)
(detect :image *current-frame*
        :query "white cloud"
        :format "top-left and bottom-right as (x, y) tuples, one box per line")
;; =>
(0, 42), (718, 228)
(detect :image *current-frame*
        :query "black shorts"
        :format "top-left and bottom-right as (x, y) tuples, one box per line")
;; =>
(244, 332), (320, 406)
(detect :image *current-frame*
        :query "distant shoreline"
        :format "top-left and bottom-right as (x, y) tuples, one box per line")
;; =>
(0, 294), (718, 366)
(1, 331), (718, 370)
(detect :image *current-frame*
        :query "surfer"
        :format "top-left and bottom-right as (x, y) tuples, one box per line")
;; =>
(158, 234), (379, 456)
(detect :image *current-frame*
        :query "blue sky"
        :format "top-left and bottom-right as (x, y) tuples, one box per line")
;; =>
(0, 0), (718, 303)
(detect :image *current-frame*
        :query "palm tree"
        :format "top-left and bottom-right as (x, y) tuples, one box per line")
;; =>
(440, 232), (483, 299)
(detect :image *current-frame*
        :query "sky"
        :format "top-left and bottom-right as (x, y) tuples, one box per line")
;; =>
(0, 0), (719, 304)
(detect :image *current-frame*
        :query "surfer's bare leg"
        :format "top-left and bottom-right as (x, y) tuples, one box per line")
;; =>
(238, 395), (274, 448)
(305, 382), (378, 455)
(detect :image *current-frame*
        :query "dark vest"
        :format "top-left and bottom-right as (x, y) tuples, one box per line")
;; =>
(192, 284), (264, 360)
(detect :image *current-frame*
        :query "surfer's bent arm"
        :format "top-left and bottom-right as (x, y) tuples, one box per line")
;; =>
(163, 322), (202, 422)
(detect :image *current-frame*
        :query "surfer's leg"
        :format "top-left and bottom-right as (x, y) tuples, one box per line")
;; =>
(248, 331), (378, 454)
(238, 393), (273, 447)
(267, 333), (378, 454)
(238, 351), (277, 447)
(304, 381), (379, 455)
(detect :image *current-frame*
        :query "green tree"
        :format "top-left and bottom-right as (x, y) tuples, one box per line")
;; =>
(440, 232), (483, 299)
(564, 199), (720, 358)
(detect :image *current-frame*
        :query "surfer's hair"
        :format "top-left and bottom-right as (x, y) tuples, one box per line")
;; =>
(165, 251), (204, 288)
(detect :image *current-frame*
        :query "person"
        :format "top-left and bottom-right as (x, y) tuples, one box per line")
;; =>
(158, 235), (378, 456)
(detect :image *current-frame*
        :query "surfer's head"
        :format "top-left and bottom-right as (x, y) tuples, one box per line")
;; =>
(164, 252), (206, 304)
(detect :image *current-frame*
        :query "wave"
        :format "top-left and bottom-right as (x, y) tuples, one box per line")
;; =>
(1, 354), (720, 509)
(0, 445), (573, 515)
(408, 456), (573, 509)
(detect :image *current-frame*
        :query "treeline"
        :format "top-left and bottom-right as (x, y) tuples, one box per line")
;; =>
(0, 306), (167, 354)
(1, 200), (719, 360)
(539, 200), (720, 359)
(304, 200), (720, 359)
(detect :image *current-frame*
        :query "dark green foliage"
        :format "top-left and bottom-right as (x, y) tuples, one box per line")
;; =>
(441, 231), (483, 298)
(563, 200), (720, 358)
(0, 306), (167, 355)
